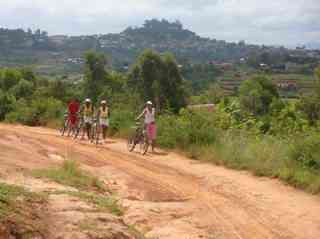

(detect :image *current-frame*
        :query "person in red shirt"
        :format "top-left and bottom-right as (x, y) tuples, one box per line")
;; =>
(68, 98), (80, 132)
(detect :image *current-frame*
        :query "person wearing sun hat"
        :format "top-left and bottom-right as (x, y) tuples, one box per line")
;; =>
(83, 98), (94, 140)
(98, 100), (109, 143)
(136, 101), (157, 152)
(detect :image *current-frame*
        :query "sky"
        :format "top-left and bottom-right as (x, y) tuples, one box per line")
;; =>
(0, 0), (319, 47)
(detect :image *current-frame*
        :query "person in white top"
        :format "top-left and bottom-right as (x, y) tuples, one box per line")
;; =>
(136, 101), (157, 152)
(97, 100), (109, 143)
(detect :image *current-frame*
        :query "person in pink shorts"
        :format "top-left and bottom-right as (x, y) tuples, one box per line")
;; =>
(136, 101), (156, 152)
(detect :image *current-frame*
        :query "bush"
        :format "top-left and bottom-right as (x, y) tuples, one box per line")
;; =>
(5, 97), (63, 126)
(157, 109), (218, 149)
(290, 133), (320, 169)
(108, 109), (135, 137)
(9, 79), (34, 100)
(0, 91), (16, 120)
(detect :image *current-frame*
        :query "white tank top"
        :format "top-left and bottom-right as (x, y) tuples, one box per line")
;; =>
(145, 108), (155, 124)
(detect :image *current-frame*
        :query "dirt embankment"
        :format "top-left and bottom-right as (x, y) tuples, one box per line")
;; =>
(0, 124), (320, 239)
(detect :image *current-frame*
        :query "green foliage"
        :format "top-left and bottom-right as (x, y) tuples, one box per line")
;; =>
(0, 182), (43, 217)
(181, 64), (222, 92)
(0, 91), (16, 120)
(0, 68), (22, 91)
(6, 97), (63, 126)
(156, 108), (320, 193)
(10, 79), (34, 99)
(157, 109), (218, 149)
(108, 109), (135, 137)
(239, 76), (279, 115)
(296, 69), (320, 125)
(32, 160), (106, 192)
(84, 51), (108, 104)
(128, 49), (187, 113)
(290, 133), (320, 169)
(315, 66), (320, 79)
(296, 95), (320, 125)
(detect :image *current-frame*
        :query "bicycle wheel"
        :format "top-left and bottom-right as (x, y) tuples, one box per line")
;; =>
(73, 120), (82, 139)
(140, 136), (149, 155)
(127, 134), (136, 152)
(90, 124), (96, 143)
(60, 119), (68, 136)
(94, 123), (100, 145)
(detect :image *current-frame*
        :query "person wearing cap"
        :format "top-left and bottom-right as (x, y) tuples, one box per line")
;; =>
(136, 101), (156, 152)
(83, 98), (94, 140)
(97, 100), (109, 142)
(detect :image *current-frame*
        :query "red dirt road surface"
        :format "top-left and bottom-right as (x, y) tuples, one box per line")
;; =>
(0, 124), (320, 239)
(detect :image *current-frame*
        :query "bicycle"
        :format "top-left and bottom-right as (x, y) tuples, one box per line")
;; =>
(90, 118), (100, 145)
(60, 113), (69, 136)
(127, 122), (149, 155)
(73, 115), (85, 140)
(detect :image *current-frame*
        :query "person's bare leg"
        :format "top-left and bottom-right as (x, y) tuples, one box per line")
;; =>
(86, 124), (91, 140)
(104, 127), (108, 141)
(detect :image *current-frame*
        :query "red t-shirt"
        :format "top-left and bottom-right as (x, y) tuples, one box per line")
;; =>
(68, 101), (80, 114)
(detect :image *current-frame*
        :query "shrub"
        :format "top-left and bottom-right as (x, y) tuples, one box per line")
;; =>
(5, 97), (63, 126)
(157, 109), (218, 149)
(290, 133), (320, 169)
(0, 91), (16, 120)
(108, 109), (135, 137)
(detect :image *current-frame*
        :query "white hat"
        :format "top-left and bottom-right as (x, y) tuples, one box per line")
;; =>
(85, 98), (91, 103)
(101, 100), (107, 104)
(146, 101), (153, 105)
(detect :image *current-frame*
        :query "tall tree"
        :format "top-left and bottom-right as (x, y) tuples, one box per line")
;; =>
(128, 49), (187, 113)
(162, 53), (187, 112)
(84, 51), (108, 104)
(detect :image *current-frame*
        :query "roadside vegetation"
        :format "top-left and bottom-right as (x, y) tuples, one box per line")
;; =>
(156, 71), (320, 194)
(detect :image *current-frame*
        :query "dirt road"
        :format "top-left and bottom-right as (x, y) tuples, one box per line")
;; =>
(0, 124), (320, 239)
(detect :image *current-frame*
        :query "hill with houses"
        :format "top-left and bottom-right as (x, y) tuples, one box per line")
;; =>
(1, 19), (319, 70)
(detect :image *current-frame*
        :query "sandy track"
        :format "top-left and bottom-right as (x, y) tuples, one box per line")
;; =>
(0, 124), (320, 239)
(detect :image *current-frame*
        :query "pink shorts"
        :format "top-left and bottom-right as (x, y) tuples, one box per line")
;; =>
(147, 123), (157, 140)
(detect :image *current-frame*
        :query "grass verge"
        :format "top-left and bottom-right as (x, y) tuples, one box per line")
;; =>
(31, 160), (106, 192)
(0, 182), (48, 238)
(0, 182), (45, 218)
(52, 190), (122, 216)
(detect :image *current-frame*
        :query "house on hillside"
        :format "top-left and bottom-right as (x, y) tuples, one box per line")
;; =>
(277, 80), (298, 91)
(49, 35), (68, 45)
(209, 61), (233, 70)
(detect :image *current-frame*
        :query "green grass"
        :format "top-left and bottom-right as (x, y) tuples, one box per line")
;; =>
(156, 110), (320, 195)
(0, 182), (45, 218)
(52, 190), (122, 216)
(0, 183), (25, 217)
(31, 160), (122, 215)
(187, 133), (320, 194)
(31, 160), (106, 192)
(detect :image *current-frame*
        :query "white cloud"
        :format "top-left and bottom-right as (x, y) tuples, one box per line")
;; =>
(0, 0), (319, 46)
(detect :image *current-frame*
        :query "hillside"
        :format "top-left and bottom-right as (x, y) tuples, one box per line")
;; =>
(1, 19), (319, 74)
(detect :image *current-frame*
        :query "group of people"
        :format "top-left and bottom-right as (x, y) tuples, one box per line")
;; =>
(67, 98), (110, 142)
(66, 98), (157, 151)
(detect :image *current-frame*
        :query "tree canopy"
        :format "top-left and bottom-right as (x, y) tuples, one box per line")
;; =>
(239, 76), (279, 115)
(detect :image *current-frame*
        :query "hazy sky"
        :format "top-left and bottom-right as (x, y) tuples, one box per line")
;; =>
(1, 0), (319, 46)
